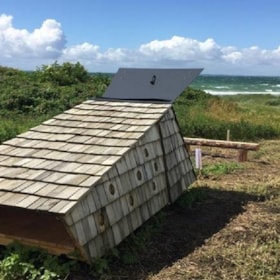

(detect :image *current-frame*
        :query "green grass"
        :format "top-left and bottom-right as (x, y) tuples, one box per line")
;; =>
(201, 162), (243, 176)
(174, 89), (280, 141)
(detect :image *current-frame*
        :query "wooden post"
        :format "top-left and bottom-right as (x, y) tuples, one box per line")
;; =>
(237, 150), (248, 162)
(226, 130), (230, 141)
(185, 143), (191, 154)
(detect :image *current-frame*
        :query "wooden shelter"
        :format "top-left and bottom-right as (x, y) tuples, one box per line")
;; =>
(0, 68), (201, 261)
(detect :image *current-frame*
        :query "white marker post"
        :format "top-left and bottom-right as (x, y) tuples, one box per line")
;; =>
(195, 148), (202, 170)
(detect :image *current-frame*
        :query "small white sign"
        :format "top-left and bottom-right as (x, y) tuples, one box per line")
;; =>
(195, 148), (202, 169)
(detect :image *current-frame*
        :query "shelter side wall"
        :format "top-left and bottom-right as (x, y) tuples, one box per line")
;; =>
(63, 108), (196, 261)
(63, 125), (170, 260)
(158, 108), (196, 202)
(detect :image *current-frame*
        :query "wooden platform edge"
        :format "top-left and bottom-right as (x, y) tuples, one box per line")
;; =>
(0, 233), (75, 256)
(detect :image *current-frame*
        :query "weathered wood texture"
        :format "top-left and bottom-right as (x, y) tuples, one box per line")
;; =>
(0, 100), (169, 213)
(184, 137), (260, 162)
(0, 100), (195, 261)
(65, 107), (195, 259)
(184, 137), (260, 150)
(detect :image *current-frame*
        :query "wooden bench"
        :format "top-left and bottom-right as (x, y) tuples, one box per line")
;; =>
(184, 137), (260, 162)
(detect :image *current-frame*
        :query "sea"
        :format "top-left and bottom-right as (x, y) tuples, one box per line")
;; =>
(190, 75), (280, 95)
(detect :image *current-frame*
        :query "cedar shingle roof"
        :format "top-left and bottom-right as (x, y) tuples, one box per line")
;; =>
(0, 100), (170, 213)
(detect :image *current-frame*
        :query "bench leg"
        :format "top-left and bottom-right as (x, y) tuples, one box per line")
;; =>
(237, 150), (248, 162)
(185, 144), (191, 154)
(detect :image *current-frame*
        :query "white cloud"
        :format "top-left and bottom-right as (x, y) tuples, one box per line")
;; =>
(0, 14), (13, 29)
(0, 14), (66, 61)
(62, 42), (100, 60)
(139, 36), (221, 62)
(222, 46), (243, 63)
(1, 14), (280, 75)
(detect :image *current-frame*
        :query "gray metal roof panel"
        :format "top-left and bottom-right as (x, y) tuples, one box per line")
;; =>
(103, 68), (203, 102)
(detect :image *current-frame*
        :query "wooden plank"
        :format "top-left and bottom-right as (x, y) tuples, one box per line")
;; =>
(40, 171), (65, 184)
(129, 208), (142, 231)
(79, 176), (101, 188)
(105, 200), (123, 226)
(119, 195), (130, 216)
(55, 200), (76, 213)
(56, 174), (89, 186)
(101, 155), (121, 165)
(42, 150), (80, 162)
(87, 188), (101, 210)
(111, 222), (122, 245)
(47, 200), (72, 213)
(102, 227), (115, 248)
(0, 192), (15, 203)
(123, 118), (156, 126)
(31, 198), (60, 211)
(7, 147), (35, 157)
(16, 195), (40, 208)
(139, 202), (151, 223)
(35, 184), (68, 198)
(116, 172), (132, 194)
(53, 162), (83, 173)
(0, 192), (27, 206)
(70, 204), (84, 223)
(184, 137), (260, 151)
(2, 137), (26, 146)
(68, 187), (88, 201)
(115, 158), (128, 175)
(88, 235), (104, 259)
(0, 232), (75, 257)
(86, 214), (98, 237)
(81, 218), (92, 246)
(20, 158), (48, 169)
(84, 192), (97, 213)
(20, 181), (48, 194)
(142, 180), (155, 200)
(9, 180), (31, 192)
(0, 179), (25, 191)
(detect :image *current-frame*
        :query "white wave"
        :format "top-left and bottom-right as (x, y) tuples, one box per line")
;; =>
(214, 86), (230, 89)
(205, 90), (280, 96)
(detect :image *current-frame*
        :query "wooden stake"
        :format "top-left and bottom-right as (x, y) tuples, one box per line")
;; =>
(227, 130), (230, 141)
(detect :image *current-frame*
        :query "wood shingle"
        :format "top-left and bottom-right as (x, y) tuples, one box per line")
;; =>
(0, 98), (196, 261)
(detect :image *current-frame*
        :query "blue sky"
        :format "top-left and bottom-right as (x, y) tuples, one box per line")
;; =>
(1, 0), (280, 75)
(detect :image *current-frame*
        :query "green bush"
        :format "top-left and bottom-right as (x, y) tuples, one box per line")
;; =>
(0, 63), (111, 142)
(0, 243), (79, 280)
(36, 61), (90, 86)
(0, 253), (40, 280)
